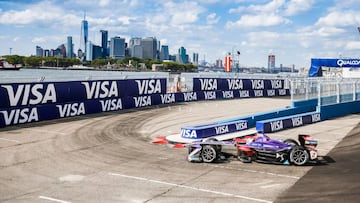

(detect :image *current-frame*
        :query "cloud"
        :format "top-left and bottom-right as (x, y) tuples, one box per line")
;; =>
(230, 0), (285, 14)
(284, 0), (315, 16)
(315, 11), (360, 27)
(226, 13), (291, 28)
(163, 1), (205, 25)
(206, 13), (220, 25)
(345, 41), (360, 50)
(32, 37), (46, 44)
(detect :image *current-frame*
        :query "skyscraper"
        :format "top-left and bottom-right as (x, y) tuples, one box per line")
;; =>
(268, 54), (275, 73)
(178, 47), (187, 64)
(129, 37), (142, 58)
(80, 12), (88, 60)
(193, 53), (199, 65)
(100, 30), (108, 58)
(141, 37), (157, 60)
(36, 46), (43, 57)
(110, 37), (125, 59)
(160, 45), (169, 61)
(67, 36), (73, 58)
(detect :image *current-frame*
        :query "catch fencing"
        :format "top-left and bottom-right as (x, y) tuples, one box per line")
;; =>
(290, 78), (360, 106)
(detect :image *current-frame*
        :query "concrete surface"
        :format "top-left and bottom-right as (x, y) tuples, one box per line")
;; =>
(0, 98), (359, 203)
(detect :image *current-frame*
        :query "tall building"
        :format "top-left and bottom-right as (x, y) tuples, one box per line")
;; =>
(160, 45), (169, 61)
(141, 37), (157, 60)
(129, 37), (142, 58)
(193, 53), (199, 65)
(67, 36), (73, 58)
(36, 46), (43, 57)
(268, 54), (275, 73)
(178, 47), (187, 64)
(216, 59), (223, 68)
(110, 37), (125, 59)
(80, 13), (88, 60)
(86, 41), (93, 61)
(100, 30), (108, 58)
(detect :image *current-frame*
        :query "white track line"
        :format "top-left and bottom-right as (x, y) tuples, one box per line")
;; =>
(109, 172), (272, 203)
(38, 196), (71, 203)
(0, 137), (20, 143)
(209, 165), (300, 179)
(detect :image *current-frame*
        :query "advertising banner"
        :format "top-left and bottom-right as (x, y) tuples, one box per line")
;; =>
(0, 78), (167, 108)
(193, 78), (285, 91)
(180, 120), (248, 139)
(256, 112), (321, 133)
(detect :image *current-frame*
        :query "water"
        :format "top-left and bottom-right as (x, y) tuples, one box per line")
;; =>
(0, 68), (170, 83)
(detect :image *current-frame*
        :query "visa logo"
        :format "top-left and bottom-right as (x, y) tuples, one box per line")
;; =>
(136, 79), (162, 95)
(227, 79), (243, 90)
(271, 80), (282, 89)
(181, 129), (197, 138)
(270, 120), (283, 132)
(292, 117), (303, 127)
(1, 84), (56, 107)
(239, 90), (249, 98)
(183, 92), (197, 102)
(160, 94), (176, 104)
(100, 98), (122, 112)
(215, 125), (229, 135)
(267, 90), (276, 97)
(235, 121), (247, 130)
(81, 81), (118, 99)
(204, 91), (216, 100)
(251, 80), (264, 89)
(278, 89), (287, 95)
(199, 78), (217, 90)
(134, 96), (151, 107)
(56, 102), (85, 118)
(312, 113), (321, 122)
(222, 91), (234, 99)
(254, 90), (263, 97)
(1, 107), (39, 125)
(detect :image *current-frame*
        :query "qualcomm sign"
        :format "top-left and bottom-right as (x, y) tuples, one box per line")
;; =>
(337, 59), (360, 67)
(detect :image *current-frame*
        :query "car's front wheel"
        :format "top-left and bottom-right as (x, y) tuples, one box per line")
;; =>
(289, 146), (309, 166)
(201, 145), (217, 163)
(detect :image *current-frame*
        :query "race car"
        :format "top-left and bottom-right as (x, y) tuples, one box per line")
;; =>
(187, 134), (318, 166)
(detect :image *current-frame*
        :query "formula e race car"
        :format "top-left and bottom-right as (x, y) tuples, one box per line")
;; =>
(187, 134), (318, 166)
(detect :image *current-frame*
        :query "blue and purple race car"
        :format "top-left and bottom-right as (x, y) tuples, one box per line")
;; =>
(187, 134), (318, 166)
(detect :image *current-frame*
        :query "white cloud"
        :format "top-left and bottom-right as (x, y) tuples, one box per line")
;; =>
(284, 0), (315, 16)
(226, 13), (290, 28)
(345, 41), (360, 50)
(32, 37), (46, 44)
(206, 13), (220, 25)
(316, 11), (360, 27)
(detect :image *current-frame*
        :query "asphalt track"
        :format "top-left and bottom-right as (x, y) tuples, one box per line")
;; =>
(0, 98), (359, 203)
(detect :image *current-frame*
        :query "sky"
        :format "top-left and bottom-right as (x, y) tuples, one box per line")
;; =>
(1, 0), (360, 68)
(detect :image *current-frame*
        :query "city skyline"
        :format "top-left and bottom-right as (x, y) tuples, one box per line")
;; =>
(1, 0), (360, 68)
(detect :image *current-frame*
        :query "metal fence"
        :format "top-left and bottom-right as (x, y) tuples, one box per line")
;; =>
(290, 78), (360, 106)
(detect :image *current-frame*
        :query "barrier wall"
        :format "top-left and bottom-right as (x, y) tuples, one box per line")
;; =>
(320, 100), (360, 120)
(0, 78), (290, 128)
(255, 112), (321, 133)
(193, 78), (285, 91)
(180, 120), (248, 139)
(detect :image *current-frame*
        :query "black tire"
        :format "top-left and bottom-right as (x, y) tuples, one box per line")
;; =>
(201, 145), (217, 163)
(289, 146), (309, 166)
(284, 139), (299, 146)
(203, 138), (222, 152)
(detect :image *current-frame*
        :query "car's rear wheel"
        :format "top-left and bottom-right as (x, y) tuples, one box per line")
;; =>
(290, 146), (309, 166)
(201, 145), (217, 163)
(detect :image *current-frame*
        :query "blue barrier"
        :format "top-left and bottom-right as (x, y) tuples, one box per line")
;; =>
(320, 100), (360, 120)
(180, 120), (248, 139)
(256, 111), (321, 133)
